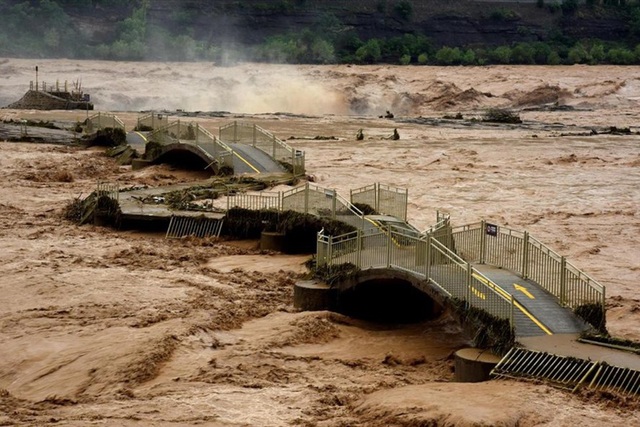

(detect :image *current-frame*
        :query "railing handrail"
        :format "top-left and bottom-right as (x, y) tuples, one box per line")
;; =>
(335, 193), (364, 218)
(350, 183), (376, 197)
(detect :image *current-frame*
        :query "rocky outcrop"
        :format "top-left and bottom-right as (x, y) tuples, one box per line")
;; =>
(7, 90), (93, 111)
(70, 0), (631, 49)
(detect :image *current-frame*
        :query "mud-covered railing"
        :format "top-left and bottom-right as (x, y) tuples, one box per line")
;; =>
(136, 112), (169, 131)
(96, 181), (119, 202)
(350, 182), (408, 221)
(317, 225), (515, 327)
(85, 112), (125, 133)
(449, 221), (605, 314)
(225, 182), (366, 229)
(219, 121), (305, 176)
(227, 192), (282, 211)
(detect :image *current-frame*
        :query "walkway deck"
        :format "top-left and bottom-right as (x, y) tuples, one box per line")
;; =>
(227, 142), (286, 174)
(474, 265), (587, 337)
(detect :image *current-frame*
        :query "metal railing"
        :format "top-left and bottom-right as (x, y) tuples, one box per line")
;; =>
(227, 192), (282, 211)
(350, 182), (408, 220)
(166, 216), (224, 239)
(226, 182), (365, 229)
(96, 182), (119, 202)
(85, 113), (125, 133)
(449, 221), (605, 311)
(493, 347), (640, 398)
(317, 224), (515, 326)
(219, 121), (306, 176)
(149, 120), (234, 170)
(136, 112), (169, 131)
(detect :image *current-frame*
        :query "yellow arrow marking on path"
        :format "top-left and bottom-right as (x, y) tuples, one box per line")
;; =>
(514, 284), (535, 299)
(472, 273), (552, 335)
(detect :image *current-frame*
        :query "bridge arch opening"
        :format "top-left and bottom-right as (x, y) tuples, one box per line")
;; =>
(155, 150), (213, 173)
(337, 278), (443, 323)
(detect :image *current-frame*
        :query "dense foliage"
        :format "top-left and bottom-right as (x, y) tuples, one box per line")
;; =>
(2, 0), (640, 65)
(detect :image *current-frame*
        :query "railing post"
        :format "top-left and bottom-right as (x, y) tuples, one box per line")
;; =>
(560, 256), (567, 307)
(510, 295), (515, 329)
(466, 262), (472, 308)
(425, 236), (432, 280)
(357, 229), (362, 268)
(304, 182), (309, 214)
(375, 182), (380, 213)
(327, 235), (333, 270)
(522, 231), (530, 279)
(403, 188), (408, 221)
(480, 220), (486, 264)
(332, 189), (337, 219)
(387, 224), (392, 268)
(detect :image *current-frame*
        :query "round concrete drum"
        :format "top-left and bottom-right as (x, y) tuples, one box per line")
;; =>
(294, 280), (336, 311)
(454, 348), (502, 383)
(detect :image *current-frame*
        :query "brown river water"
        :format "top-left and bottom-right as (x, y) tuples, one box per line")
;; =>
(0, 58), (639, 425)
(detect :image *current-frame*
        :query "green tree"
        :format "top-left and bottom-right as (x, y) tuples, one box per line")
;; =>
(589, 43), (606, 63)
(435, 46), (462, 65)
(461, 49), (476, 65)
(531, 42), (552, 64)
(607, 47), (635, 64)
(491, 46), (512, 64)
(310, 39), (335, 63)
(547, 51), (562, 65)
(567, 43), (589, 64)
(44, 28), (61, 50)
(511, 43), (535, 64)
(417, 53), (428, 64)
(355, 39), (382, 63)
(394, 1), (413, 21)
(399, 53), (411, 65)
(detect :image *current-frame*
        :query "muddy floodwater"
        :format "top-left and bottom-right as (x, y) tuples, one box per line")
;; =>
(0, 59), (639, 425)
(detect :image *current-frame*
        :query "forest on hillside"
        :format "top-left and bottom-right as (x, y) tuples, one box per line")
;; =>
(1, 0), (640, 65)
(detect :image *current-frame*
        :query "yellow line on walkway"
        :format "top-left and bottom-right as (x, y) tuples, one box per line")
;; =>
(233, 151), (261, 174)
(470, 286), (487, 300)
(134, 131), (148, 143)
(367, 218), (408, 248)
(472, 273), (553, 335)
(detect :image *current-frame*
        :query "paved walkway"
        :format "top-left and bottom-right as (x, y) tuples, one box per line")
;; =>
(475, 264), (587, 337)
